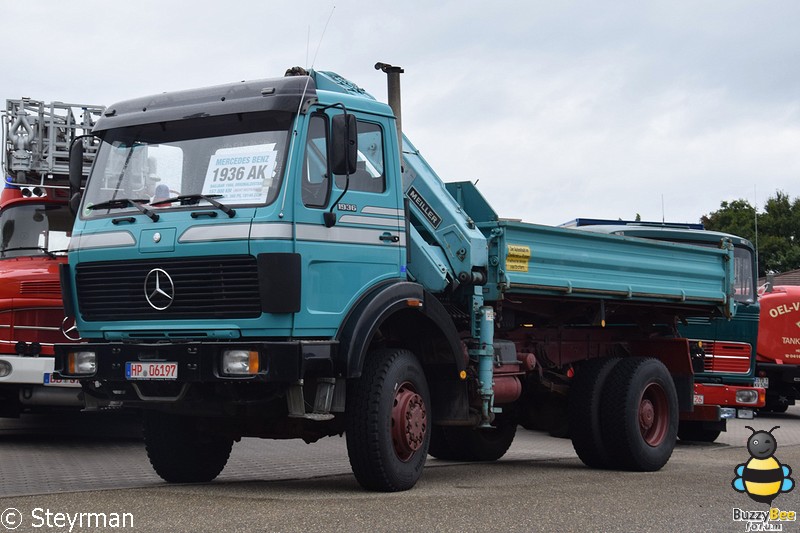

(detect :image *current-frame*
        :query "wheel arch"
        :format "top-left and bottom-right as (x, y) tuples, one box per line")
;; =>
(336, 280), (465, 380)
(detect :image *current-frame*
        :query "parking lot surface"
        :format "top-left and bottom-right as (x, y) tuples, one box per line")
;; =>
(2, 409), (800, 532)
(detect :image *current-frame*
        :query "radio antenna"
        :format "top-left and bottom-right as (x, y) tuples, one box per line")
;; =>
(306, 25), (310, 67)
(278, 5), (336, 219)
(309, 5), (336, 69)
(754, 184), (759, 275)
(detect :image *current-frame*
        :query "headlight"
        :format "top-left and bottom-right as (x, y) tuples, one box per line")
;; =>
(221, 349), (260, 376)
(0, 360), (11, 378)
(68, 351), (97, 375)
(736, 389), (759, 405)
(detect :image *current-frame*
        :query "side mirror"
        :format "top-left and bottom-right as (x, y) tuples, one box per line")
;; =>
(69, 192), (83, 217)
(69, 139), (85, 194)
(1, 219), (14, 249)
(330, 113), (357, 175)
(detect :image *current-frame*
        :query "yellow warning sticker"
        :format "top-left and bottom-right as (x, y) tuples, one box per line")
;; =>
(506, 244), (531, 272)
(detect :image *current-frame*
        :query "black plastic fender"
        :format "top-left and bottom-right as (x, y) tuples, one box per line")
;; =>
(336, 280), (464, 379)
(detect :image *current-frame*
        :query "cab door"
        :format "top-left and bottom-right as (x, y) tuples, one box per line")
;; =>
(292, 111), (405, 337)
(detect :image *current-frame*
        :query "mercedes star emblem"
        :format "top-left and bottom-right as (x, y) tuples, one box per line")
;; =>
(61, 316), (82, 341)
(144, 268), (175, 310)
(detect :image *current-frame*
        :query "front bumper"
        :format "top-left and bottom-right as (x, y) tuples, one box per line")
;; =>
(54, 340), (341, 417)
(758, 362), (800, 383)
(0, 354), (81, 387)
(55, 340), (337, 382)
(681, 383), (765, 422)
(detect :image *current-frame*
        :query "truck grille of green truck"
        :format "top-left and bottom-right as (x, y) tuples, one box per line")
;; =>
(702, 341), (752, 374)
(75, 256), (261, 321)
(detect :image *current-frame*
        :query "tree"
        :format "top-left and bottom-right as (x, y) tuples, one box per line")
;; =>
(701, 191), (800, 277)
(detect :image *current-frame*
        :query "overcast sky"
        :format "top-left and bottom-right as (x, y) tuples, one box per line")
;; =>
(4, 1), (799, 226)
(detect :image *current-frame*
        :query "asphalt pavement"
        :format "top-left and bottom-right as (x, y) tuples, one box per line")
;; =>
(1, 409), (800, 532)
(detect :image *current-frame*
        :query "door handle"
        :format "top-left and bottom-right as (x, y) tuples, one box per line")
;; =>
(379, 232), (400, 243)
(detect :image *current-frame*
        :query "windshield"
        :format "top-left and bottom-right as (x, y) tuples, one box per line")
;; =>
(732, 246), (755, 304)
(81, 111), (292, 217)
(678, 241), (756, 304)
(0, 203), (72, 258)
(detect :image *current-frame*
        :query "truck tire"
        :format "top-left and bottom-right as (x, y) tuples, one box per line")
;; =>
(428, 417), (517, 462)
(764, 395), (789, 413)
(600, 357), (678, 471)
(677, 421), (722, 443)
(569, 357), (621, 468)
(144, 411), (233, 483)
(346, 348), (430, 492)
(428, 425), (462, 460)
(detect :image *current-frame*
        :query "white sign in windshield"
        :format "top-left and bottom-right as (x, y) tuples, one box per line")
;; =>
(201, 145), (277, 203)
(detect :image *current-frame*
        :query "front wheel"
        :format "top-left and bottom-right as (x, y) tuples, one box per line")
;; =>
(600, 358), (678, 471)
(346, 348), (431, 492)
(144, 411), (233, 483)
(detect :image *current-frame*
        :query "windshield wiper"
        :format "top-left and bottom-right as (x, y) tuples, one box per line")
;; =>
(150, 194), (236, 218)
(87, 198), (159, 222)
(1, 247), (57, 259)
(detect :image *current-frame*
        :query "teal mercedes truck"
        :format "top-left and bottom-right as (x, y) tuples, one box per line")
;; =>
(55, 65), (737, 491)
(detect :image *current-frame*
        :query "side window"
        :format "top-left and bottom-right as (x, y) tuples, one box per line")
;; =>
(302, 114), (330, 208)
(335, 121), (385, 193)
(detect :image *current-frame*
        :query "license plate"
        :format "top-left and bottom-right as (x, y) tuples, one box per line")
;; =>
(693, 394), (704, 405)
(43, 373), (82, 388)
(125, 362), (178, 380)
(754, 377), (769, 388)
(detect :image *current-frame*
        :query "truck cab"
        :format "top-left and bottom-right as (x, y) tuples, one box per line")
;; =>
(66, 73), (405, 343)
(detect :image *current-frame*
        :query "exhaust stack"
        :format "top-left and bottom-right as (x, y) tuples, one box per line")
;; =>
(375, 62), (404, 153)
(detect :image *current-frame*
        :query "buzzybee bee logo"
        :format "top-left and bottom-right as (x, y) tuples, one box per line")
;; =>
(733, 426), (794, 504)
(731, 426), (796, 531)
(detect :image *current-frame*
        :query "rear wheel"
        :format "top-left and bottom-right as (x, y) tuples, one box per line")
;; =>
(428, 425), (462, 460)
(600, 358), (678, 471)
(677, 421), (722, 443)
(428, 417), (517, 462)
(144, 411), (233, 483)
(346, 348), (430, 492)
(569, 358), (621, 468)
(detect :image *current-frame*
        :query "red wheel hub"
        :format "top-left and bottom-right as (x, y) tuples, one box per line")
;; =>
(639, 382), (668, 447)
(391, 382), (427, 462)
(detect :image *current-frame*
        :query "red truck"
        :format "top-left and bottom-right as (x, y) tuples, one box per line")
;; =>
(0, 98), (103, 416)
(757, 283), (800, 412)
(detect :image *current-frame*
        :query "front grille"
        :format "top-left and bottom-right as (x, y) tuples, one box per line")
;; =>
(702, 341), (752, 374)
(0, 307), (68, 344)
(20, 280), (62, 295)
(76, 256), (261, 321)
